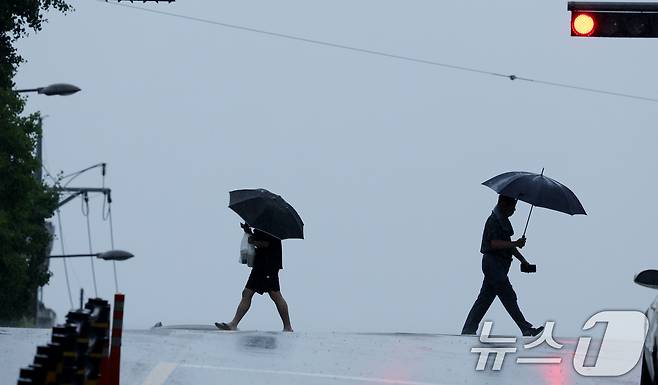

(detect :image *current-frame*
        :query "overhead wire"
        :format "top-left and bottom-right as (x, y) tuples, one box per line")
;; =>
(108, 203), (119, 293)
(100, 1), (658, 103)
(60, 163), (106, 188)
(101, 164), (119, 292)
(42, 164), (60, 185)
(83, 193), (99, 297)
(49, 161), (115, 304)
(55, 209), (75, 309)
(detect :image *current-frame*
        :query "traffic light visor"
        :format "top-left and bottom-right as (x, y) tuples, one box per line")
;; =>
(572, 13), (595, 35)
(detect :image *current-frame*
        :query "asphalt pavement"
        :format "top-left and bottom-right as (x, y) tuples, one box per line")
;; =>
(1, 326), (641, 385)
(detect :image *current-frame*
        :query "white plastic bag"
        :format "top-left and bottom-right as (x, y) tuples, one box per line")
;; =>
(239, 233), (256, 267)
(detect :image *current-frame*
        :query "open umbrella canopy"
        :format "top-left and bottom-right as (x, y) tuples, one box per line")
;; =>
(483, 171), (586, 215)
(229, 189), (304, 240)
(483, 170), (586, 237)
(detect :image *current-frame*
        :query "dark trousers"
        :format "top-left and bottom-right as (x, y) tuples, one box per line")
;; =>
(461, 254), (532, 334)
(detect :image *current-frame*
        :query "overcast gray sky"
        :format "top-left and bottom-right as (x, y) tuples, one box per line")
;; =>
(14, 0), (658, 336)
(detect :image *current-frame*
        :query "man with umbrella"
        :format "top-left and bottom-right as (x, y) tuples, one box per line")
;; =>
(216, 222), (293, 332)
(216, 189), (303, 332)
(461, 194), (543, 337)
(461, 170), (586, 336)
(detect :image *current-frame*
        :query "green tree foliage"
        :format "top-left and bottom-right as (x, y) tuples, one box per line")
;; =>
(0, 0), (71, 324)
(0, 1), (72, 89)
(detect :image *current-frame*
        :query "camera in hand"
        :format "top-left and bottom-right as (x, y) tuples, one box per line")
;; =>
(521, 263), (536, 273)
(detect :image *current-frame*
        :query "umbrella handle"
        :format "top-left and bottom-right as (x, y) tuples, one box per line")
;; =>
(522, 204), (534, 238)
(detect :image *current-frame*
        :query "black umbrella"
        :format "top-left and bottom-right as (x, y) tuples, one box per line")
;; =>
(229, 188), (304, 240)
(483, 169), (586, 236)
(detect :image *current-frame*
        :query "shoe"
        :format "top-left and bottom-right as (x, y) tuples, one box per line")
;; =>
(522, 326), (544, 337)
(461, 330), (477, 336)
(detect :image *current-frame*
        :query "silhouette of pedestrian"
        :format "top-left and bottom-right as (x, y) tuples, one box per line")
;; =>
(461, 195), (544, 337)
(216, 223), (293, 332)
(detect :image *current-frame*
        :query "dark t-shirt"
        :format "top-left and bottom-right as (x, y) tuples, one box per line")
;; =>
(480, 209), (514, 262)
(251, 229), (283, 272)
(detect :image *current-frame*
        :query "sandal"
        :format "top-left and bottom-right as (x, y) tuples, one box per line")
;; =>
(215, 322), (234, 331)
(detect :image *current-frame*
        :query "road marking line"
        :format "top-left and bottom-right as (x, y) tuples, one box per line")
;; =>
(183, 364), (447, 385)
(140, 362), (178, 385)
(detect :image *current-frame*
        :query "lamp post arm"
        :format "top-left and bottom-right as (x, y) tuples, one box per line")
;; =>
(55, 187), (111, 209)
(48, 253), (100, 259)
(14, 88), (43, 94)
(59, 163), (106, 186)
(49, 250), (134, 261)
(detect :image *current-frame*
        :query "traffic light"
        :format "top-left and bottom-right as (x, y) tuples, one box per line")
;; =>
(569, 2), (658, 37)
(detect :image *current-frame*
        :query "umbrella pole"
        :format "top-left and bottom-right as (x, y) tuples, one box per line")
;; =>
(522, 168), (544, 237)
(521, 168), (543, 237)
(522, 204), (534, 238)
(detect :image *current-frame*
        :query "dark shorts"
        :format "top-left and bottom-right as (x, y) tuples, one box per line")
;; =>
(245, 268), (280, 295)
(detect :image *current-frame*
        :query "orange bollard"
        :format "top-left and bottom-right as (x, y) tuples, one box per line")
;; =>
(99, 334), (111, 385)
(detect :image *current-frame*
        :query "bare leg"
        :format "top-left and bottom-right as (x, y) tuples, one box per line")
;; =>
(226, 288), (255, 330)
(268, 291), (293, 332)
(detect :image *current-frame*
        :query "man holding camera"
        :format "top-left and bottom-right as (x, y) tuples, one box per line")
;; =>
(461, 194), (544, 337)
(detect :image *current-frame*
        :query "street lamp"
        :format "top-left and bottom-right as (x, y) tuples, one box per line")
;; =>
(49, 250), (135, 262)
(15, 83), (81, 96)
(14, 82), (81, 182)
(47, 249), (134, 315)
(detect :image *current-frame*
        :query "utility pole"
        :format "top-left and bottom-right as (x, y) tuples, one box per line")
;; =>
(36, 116), (43, 183)
(14, 83), (80, 326)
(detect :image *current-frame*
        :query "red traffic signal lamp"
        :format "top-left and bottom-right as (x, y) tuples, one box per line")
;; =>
(572, 13), (596, 36)
(569, 2), (658, 37)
